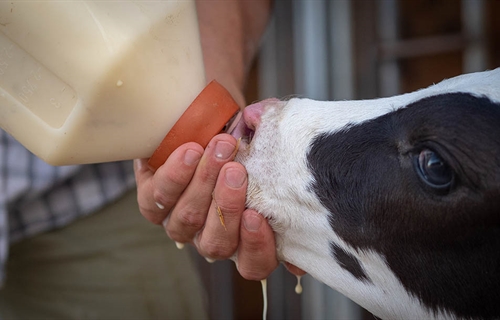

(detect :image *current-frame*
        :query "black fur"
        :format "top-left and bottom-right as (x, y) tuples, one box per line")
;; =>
(307, 93), (500, 319)
(330, 242), (371, 282)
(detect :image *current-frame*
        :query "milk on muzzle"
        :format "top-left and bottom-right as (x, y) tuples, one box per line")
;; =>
(0, 1), (238, 166)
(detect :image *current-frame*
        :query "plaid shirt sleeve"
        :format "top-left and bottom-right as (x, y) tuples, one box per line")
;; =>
(0, 130), (136, 286)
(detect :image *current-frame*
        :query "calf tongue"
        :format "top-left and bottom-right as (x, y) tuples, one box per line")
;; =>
(228, 112), (248, 140)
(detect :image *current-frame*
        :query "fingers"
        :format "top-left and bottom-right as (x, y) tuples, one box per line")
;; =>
(236, 209), (279, 281)
(134, 142), (204, 225)
(135, 133), (280, 280)
(164, 134), (239, 244)
(194, 162), (248, 259)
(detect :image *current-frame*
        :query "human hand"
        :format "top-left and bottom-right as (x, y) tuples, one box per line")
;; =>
(134, 133), (278, 280)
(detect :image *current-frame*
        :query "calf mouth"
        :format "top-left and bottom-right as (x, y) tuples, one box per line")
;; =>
(228, 112), (254, 150)
(229, 98), (282, 150)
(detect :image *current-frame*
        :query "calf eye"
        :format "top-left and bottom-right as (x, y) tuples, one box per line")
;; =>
(415, 149), (454, 191)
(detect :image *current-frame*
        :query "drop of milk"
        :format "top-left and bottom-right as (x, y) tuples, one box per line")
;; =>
(295, 275), (303, 294)
(116, 79), (124, 87)
(175, 241), (184, 250)
(259, 275), (302, 320)
(155, 202), (165, 210)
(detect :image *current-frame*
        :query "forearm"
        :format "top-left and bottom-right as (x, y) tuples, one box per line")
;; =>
(196, 0), (273, 107)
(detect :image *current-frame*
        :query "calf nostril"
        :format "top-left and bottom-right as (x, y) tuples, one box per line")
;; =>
(243, 98), (278, 130)
(243, 103), (263, 131)
(240, 98), (280, 144)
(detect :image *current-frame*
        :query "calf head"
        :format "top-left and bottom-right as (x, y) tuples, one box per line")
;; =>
(233, 69), (500, 319)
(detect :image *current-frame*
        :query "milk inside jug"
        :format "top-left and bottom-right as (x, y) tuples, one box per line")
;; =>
(0, 1), (235, 166)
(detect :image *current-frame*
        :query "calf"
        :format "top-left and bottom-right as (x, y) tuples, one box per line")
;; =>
(231, 68), (500, 319)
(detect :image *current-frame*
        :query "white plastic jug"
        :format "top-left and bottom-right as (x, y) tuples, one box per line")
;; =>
(0, 1), (238, 167)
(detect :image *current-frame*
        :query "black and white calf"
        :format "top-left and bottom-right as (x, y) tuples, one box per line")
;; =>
(231, 68), (500, 319)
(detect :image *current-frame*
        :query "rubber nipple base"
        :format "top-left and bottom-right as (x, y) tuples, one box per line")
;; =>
(148, 80), (240, 171)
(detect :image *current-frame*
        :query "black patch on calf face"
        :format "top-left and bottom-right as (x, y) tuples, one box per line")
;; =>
(330, 242), (371, 282)
(307, 93), (500, 319)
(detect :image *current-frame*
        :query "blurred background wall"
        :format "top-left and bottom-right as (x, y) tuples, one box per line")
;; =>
(196, 0), (500, 319)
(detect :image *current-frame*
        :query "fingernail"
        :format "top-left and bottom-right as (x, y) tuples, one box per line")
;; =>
(243, 212), (262, 232)
(225, 168), (246, 188)
(134, 158), (143, 171)
(215, 141), (235, 160)
(184, 149), (202, 166)
(156, 202), (165, 210)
